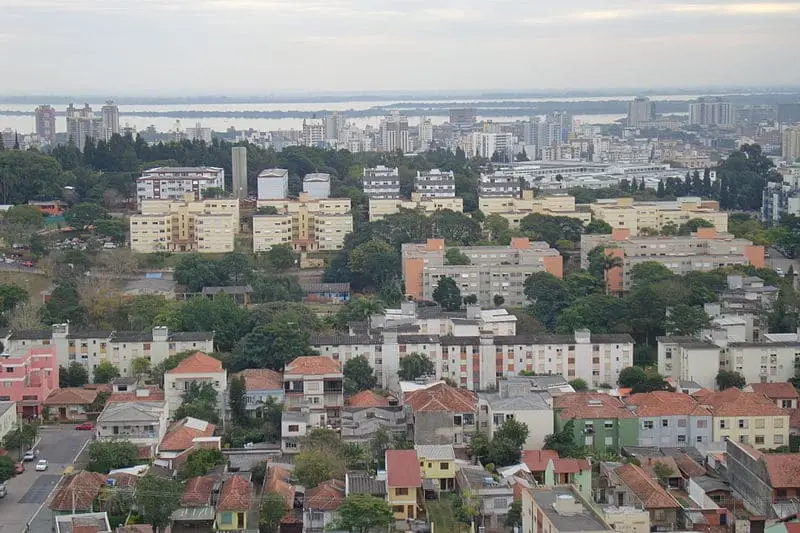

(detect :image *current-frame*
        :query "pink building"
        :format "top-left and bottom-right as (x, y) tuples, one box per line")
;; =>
(0, 347), (59, 418)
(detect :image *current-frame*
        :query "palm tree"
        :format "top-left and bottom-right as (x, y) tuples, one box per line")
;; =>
(602, 255), (624, 295)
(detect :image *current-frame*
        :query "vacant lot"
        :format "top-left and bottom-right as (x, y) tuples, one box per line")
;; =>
(3, 271), (53, 301)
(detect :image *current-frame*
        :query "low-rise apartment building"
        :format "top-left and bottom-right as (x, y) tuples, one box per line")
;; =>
(416, 444), (457, 492)
(657, 336), (722, 391)
(385, 449), (422, 521)
(402, 238), (563, 307)
(478, 190), (591, 228)
(282, 356), (343, 448)
(368, 193), (464, 221)
(625, 392), (714, 447)
(415, 169), (455, 198)
(4, 324), (214, 383)
(164, 352), (227, 418)
(362, 166), (400, 199)
(136, 166), (225, 203)
(479, 379), (553, 449)
(721, 338), (800, 386)
(694, 388), (790, 449)
(0, 347), (57, 417)
(522, 486), (613, 533)
(589, 197), (729, 236)
(404, 381), (477, 448)
(253, 192), (353, 252)
(554, 393), (639, 453)
(130, 195), (239, 253)
(582, 228), (764, 293)
(231, 369), (283, 417)
(599, 463), (681, 531)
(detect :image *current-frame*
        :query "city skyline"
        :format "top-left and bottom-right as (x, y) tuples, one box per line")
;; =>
(2, 0), (800, 94)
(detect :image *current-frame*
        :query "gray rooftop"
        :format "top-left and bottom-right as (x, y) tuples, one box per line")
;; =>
(282, 411), (307, 423)
(346, 471), (386, 496)
(0, 401), (15, 418)
(171, 506), (216, 521)
(692, 475), (730, 493)
(530, 487), (612, 532)
(98, 401), (166, 423)
(483, 392), (552, 411)
(415, 445), (456, 461)
(54, 513), (111, 533)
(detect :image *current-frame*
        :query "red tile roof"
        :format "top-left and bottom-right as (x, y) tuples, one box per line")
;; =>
(265, 465), (295, 508)
(166, 352), (223, 374)
(786, 523), (800, 533)
(108, 472), (139, 489)
(304, 480), (345, 511)
(182, 476), (215, 507)
(347, 390), (390, 408)
(284, 356), (341, 375)
(640, 457), (681, 479)
(671, 453), (706, 478)
(50, 471), (108, 511)
(764, 454), (800, 489)
(694, 388), (787, 417)
(403, 382), (477, 413)
(73, 526), (97, 533)
(747, 383), (800, 400)
(521, 450), (559, 472)
(554, 392), (635, 420)
(107, 386), (165, 403)
(160, 417), (216, 452)
(235, 369), (283, 391)
(552, 458), (590, 474)
(217, 475), (251, 511)
(44, 388), (98, 405)
(626, 391), (711, 417)
(386, 450), (421, 488)
(615, 463), (680, 509)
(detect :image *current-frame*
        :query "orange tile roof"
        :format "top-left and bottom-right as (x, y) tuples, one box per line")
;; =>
(552, 458), (590, 474)
(44, 388), (98, 405)
(235, 369), (283, 391)
(107, 386), (165, 403)
(304, 480), (345, 511)
(615, 463), (680, 509)
(671, 453), (706, 478)
(521, 450), (559, 472)
(404, 382), (477, 413)
(347, 390), (390, 408)
(695, 388), (787, 417)
(554, 392), (635, 420)
(764, 454), (800, 489)
(641, 457), (681, 479)
(386, 450), (421, 488)
(747, 383), (800, 400)
(626, 391), (711, 417)
(265, 465), (295, 508)
(51, 471), (108, 511)
(159, 417), (216, 452)
(284, 356), (341, 375)
(166, 352), (223, 374)
(108, 472), (139, 489)
(182, 476), (215, 507)
(217, 475), (251, 512)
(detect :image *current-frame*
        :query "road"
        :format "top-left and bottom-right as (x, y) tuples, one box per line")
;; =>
(767, 247), (800, 289)
(0, 426), (90, 533)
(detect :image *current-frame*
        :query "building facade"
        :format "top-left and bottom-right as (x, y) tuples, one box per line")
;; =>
(362, 166), (400, 199)
(689, 98), (733, 126)
(34, 105), (56, 143)
(554, 393), (639, 453)
(588, 197), (729, 236)
(627, 97), (656, 128)
(302, 173), (331, 199)
(625, 392), (714, 447)
(136, 167), (225, 203)
(256, 168), (289, 200)
(66, 103), (102, 150)
(164, 352), (227, 417)
(414, 169), (456, 199)
(282, 356), (343, 433)
(231, 146), (248, 200)
(368, 194), (464, 221)
(0, 347), (57, 417)
(100, 101), (120, 141)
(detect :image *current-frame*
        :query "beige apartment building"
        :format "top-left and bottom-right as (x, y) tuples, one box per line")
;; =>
(479, 191), (591, 228)
(402, 238), (563, 307)
(368, 193), (464, 221)
(130, 195), (239, 253)
(582, 228), (764, 293)
(589, 197), (728, 236)
(253, 192), (353, 252)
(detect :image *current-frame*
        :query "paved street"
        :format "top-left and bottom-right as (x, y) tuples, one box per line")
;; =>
(0, 426), (91, 533)
(767, 247), (800, 289)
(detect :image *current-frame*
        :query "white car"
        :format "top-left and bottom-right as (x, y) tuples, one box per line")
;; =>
(35, 460), (47, 471)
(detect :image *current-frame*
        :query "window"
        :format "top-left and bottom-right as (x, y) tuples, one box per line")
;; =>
(775, 418), (785, 428)
(287, 425), (299, 432)
(605, 436), (613, 446)
(220, 512), (233, 525)
(604, 420), (614, 429)
(697, 419), (708, 428)
(697, 436), (703, 443)
(677, 418), (687, 428)
(643, 420), (654, 430)
(662, 419), (669, 428)
(775, 434), (785, 445)
(782, 400), (794, 408)
(440, 462), (449, 470)
(677, 435), (686, 443)
(755, 418), (765, 429)
(392, 506), (404, 513)
(396, 488), (409, 496)
(310, 511), (324, 521)
(755, 435), (765, 445)
(738, 419), (747, 429)
(493, 498), (508, 509)
(719, 420), (727, 429)
(777, 489), (788, 499)
(454, 415), (462, 426)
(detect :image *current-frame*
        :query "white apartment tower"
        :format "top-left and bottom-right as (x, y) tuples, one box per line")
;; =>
(415, 169), (456, 199)
(627, 97), (656, 127)
(303, 173), (331, 199)
(363, 166), (401, 199)
(232, 146), (248, 200)
(257, 168), (289, 200)
(302, 120), (325, 146)
(689, 98), (733, 126)
(783, 127), (800, 163)
(100, 101), (120, 141)
(66, 104), (102, 150)
(380, 111), (410, 153)
(136, 167), (225, 202)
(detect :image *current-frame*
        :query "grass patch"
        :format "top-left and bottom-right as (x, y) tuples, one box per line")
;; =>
(2, 271), (53, 300)
(426, 500), (467, 533)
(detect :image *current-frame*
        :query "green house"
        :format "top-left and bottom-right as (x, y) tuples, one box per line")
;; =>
(553, 392), (639, 453)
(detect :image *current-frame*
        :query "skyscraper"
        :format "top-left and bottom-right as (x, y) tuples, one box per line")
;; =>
(689, 98), (733, 126)
(302, 119), (325, 146)
(66, 103), (102, 151)
(783, 127), (800, 163)
(100, 100), (120, 140)
(449, 108), (477, 132)
(34, 105), (56, 143)
(627, 97), (656, 127)
(231, 146), (248, 199)
(380, 111), (410, 153)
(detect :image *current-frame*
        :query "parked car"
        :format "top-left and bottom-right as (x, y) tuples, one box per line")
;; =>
(0, 482), (6, 498)
(74, 422), (94, 431)
(14, 463), (24, 475)
(35, 460), (48, 472)
(22, 450), (36, 462)
(21, 261), (34, 268)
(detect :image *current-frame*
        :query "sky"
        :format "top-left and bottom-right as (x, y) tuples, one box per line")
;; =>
(3, 0), (800, 95)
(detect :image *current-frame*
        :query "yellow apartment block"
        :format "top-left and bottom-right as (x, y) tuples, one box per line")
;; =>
(589, 197), (728, 236)
(368, 193), (464, 221)
(479, 191), (591, 228)
(130, 195), (239, 253)
(253, 193), (353, 252)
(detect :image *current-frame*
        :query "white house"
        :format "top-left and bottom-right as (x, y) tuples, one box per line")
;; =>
(479, 378), (554, 450)
(164, 352), (227, 418)
(95, 401), (169, 457)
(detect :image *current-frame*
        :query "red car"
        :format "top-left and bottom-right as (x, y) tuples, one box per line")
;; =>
(21, 261), (34, 268)
(14, 463), (24, 475)
(75, 422), (94, 431)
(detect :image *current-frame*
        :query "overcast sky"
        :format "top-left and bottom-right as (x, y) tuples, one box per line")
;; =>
(3, 0), (800, 95)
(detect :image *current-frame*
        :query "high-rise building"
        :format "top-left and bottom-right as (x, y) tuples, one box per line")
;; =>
(231, 146), (248, 199)
(689, 98), (733, 126)
(363, 166), (400, 199)
(449, 108), (477, 132)
(415, 169), (455, 199)
(380, 111), (410, 153)
(100, 100), (120, 141)
(184, 122), (212, 143)
(66, 104), (102, 150)
(783, 127), (800, 163)
(257, 169), (289, 200)
(627, 97), (656, 127)
(302, 119), (325, 146)
(778, 103), (800, 125)
(34, 105), (56, 143)
(323, 112), (345, 141)
(472, 132), (514, 161)
(418, 116), (433, 150)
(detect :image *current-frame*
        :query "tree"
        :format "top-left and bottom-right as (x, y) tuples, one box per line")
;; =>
(60, 362), (89, 388)
(87, 440), (139, 473)
(506, 500), (522, 529)
(493, 294), (505, 307)
(494, 419), (529, 449)
(294, 449), (343, 488)
(463, 294), (478, 305)
(368, 426), (393, 470)
(618, 366), (648, 388)
(433, 276), (462, 311)
(131, 357), (151, 380)
(265, 244), (296, 271)
(665, 304), (710, 336)
(175, 381), (220, 423)
(524, 272), (572, 331)
(585, 219), (613, 234)
(229, 375), (248, 427)
(330, 494), (393, 533)
(569, 378), (589, 391)
(65, 202), (109, 227)
(543, 420), (580, 458)
(41, 282), (87, 326)
(0, 283), (28, 314)
(348, 240), (399, 291)
(660, 222), (679, 236)
(260, 492), (289, 533)
(135, 475), (183, 533)
(174, 254), (224, 292)
(0, 455), (15, 482)
(678, 218), (714, 236)
(653, 462), (675, 488)
(2, 423), (37, 457)
(716, 370), (746, 390)
(343, 356), (377, 395)
(232, 322), (312, 371)
(180, 448), (226, 478)
(256, 205), (279, 215)
(93, 361), (120, 384)
(445, 247), (471, 265)
(398, 352), (435, 381)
